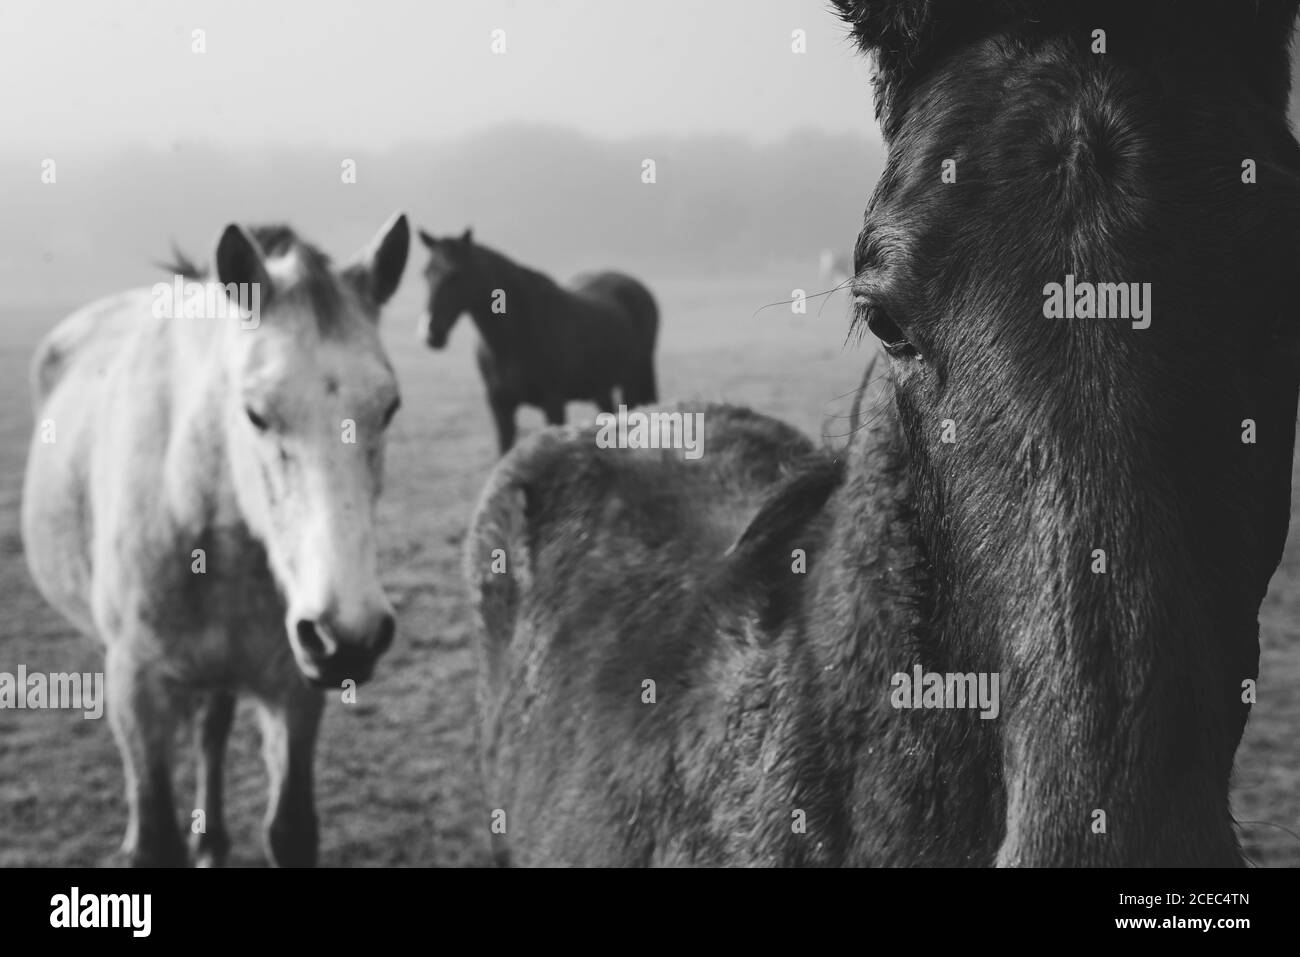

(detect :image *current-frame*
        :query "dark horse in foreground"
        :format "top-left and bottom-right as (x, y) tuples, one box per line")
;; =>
(417, 229), (658, 453)
(467, 0), (1300, 866)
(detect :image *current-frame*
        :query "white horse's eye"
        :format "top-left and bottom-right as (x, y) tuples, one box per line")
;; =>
(246, 406), (270, 431)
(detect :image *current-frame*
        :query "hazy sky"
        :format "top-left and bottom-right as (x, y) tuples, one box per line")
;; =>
(0, 0), (877, 151)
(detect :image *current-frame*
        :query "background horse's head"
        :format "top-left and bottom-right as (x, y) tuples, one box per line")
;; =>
(216, 214), (410, 687)
(417, 227), (481, 349)
(837, 0), (1300, 864)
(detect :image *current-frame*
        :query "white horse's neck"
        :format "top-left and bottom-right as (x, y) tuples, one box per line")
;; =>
(157, 312), (249, 532)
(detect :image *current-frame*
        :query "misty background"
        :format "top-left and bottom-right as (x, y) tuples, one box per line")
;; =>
(1, 2), (1297, 307)
(0, 0), (883, 308)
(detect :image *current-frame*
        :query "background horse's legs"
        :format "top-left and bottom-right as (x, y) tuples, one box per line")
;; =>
(542, 398), (565, 427)
(105, 643), (187, 867)
(190, 689), (236, 867)
(627, 354), (658, 407)
(489, 392), (517, 455)
(255, 685), (323, 867)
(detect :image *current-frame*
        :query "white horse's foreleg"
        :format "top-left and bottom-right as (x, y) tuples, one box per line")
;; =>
(255, 685), (323, 867)
(190, 689), (236, 866)
(105, 645), (186, 867)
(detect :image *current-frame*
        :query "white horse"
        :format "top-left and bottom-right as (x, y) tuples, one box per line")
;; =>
(817, 247), (853, 287)
(21, 214), (410, 866)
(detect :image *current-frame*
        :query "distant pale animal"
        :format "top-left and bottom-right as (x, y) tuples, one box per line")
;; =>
(21, 214), (411, 866)
(416, 228), (659, 454)
(818, 248), (853, 287)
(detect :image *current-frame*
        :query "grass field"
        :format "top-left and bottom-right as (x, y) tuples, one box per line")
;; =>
(1, 274), (1297, 867)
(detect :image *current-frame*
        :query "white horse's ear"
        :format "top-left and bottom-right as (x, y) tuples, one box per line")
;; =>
(346, 212), (410, 310)
(215, 224), (272, 303)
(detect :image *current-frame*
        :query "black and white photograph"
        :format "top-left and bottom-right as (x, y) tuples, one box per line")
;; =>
(1, 0), (1299, 931)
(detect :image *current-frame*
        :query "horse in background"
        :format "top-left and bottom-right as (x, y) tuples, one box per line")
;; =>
(21, 214), (411, 866)
(416, 228), (658, 454)
(817, 248), (854, 288)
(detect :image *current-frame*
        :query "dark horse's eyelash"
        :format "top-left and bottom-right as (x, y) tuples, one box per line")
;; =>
(847, 297), (873, 345)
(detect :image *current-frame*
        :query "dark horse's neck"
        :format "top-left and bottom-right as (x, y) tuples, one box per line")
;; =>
(792, 383), (1004, 866)
(463, 245), (558, 357)
(801, 369), (1243, 866)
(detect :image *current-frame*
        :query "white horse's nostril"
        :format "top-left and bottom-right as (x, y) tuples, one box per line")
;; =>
(296, 619), (339, 661)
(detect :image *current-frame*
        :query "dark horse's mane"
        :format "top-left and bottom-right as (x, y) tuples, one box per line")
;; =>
(834, 0), (1299, 133)
(461, 238), (564, 298)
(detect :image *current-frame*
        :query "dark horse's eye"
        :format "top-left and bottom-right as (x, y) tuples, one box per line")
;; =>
(246, 407), (270, 431)
(865, 307), (917, 358)
(382, 397), (401, 428)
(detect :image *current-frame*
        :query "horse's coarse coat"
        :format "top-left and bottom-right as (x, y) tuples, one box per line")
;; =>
(467, 1), (1300, 865)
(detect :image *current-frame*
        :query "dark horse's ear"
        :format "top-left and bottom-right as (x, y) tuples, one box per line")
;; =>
(461, 227), (473, 247)
(830, 0), (928, 54)
(829, 0), (987, 95)
(418, 228), (438, 250)
(214, 224), (273, 306)
(833, 0), (1300, 114)
(345, 212), (410, 311)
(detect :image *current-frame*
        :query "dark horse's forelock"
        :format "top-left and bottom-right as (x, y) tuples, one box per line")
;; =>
(833, 0), (1300, 133)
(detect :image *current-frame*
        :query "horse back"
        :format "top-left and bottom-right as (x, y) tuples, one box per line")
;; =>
(465, 404), (840, 864)
(29, 290), (149, 410)
(569, 271), (658, 343)
(22, 289), (182, 639)
(566, 272), (659, 404)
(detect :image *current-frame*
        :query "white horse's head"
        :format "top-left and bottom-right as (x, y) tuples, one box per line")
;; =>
(217, 214), (409, 687)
